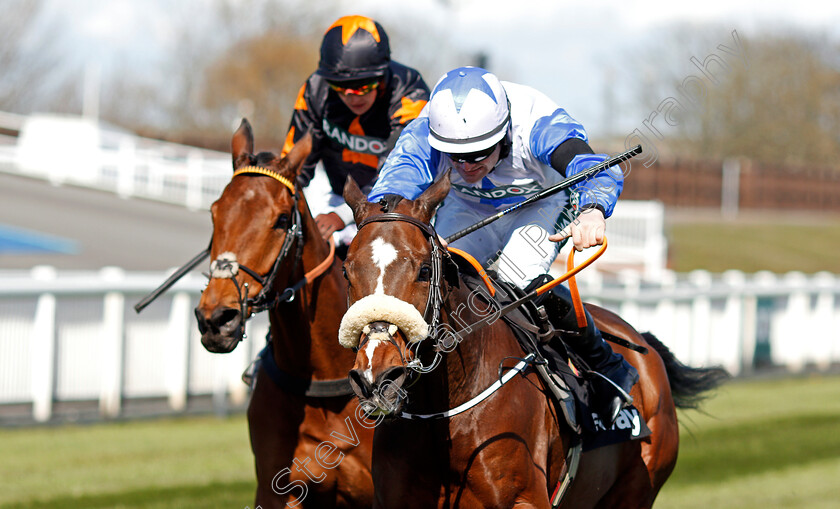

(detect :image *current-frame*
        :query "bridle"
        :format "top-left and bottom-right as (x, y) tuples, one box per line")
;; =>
(205, 166), (318, 338)
(354, 212), (455, 374)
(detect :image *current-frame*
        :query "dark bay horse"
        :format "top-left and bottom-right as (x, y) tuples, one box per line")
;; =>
(339, 174), (726, 508)
(194, 119), (373, 508)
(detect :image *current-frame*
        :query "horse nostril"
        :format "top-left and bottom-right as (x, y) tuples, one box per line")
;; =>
(378, 366), (407, 390)
(376, 366), (408, 410)
(348, 369), (372, 399)
(194, 307), (209, 334)
(210, 307), (241, 332)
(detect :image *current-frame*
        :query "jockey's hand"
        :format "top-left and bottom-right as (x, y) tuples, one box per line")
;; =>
(315, 212), (345, 239)
(548, 207), (606, 251)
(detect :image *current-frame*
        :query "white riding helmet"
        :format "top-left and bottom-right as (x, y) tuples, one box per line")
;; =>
(427, 67), (510, 154)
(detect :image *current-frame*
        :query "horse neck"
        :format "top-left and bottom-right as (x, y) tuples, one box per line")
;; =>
(268, 194), (354, 380)
(413, 285), (511, 411)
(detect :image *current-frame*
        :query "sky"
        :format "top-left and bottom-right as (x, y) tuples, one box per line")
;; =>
(42, 0), (840, 138)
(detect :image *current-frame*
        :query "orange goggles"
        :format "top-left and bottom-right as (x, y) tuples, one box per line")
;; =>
(328, 80), (380, 96)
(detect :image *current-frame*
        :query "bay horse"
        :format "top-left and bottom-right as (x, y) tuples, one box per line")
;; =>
(338, 174), (727, 508)
(194, 119), (373, 508)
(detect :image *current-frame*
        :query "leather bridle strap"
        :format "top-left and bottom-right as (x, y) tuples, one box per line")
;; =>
(356, 212), (440, 239)
(356, 212), (448, 338)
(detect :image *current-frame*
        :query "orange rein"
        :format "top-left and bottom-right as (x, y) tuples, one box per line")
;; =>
(305, 234), (336, 282)
(535, 237), (608, 328)
(446, 246), (496, 297)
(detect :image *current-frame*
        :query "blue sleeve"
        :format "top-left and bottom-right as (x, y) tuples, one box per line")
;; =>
(527, 107), (622, 217)
(368, 117), (439, 202)
(529, 108), (589, 165)
(567, 153), (624, 218)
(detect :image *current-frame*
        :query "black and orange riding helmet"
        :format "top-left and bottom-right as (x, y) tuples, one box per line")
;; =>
(317, 15), (390, 83)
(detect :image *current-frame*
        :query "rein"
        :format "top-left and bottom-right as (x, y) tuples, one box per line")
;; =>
(399, 353), (535, 420)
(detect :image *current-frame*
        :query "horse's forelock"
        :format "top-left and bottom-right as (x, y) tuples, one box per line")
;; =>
(378, 194), (404, 213)
(254, 151), (277, 167)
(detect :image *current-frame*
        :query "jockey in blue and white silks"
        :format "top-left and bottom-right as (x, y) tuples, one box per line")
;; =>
(369, 67), (623, 289)
(367, 67), (637, 427)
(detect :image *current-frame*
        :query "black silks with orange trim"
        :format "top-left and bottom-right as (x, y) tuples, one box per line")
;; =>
(282, 61), (430, 196)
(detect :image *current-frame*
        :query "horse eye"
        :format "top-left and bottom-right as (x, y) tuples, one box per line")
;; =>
(342, 265), (351, 286)
(418, 265), (432, 282)
(273, 214), (289, 230)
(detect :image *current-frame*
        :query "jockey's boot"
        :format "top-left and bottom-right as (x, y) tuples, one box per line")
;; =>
(544, 285), (638, 428)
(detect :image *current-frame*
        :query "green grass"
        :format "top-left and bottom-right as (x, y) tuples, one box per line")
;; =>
(657, 374), (840, 508)
(666, 216), (840, 273)
(2, 375), (840, 508)
(0, 416), (255, 508)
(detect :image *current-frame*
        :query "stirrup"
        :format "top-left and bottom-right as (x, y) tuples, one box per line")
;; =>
(535, 363), (580, 434)
(241, 357), (261, 388)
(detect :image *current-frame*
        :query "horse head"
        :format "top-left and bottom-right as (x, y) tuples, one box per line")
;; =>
(339, 172), (452, 414)
(195, 119), (312, 353)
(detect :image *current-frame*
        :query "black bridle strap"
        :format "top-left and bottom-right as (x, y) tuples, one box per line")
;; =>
(245, 203), (302, 312)
(356, 212), (448, 336)
(357, 212), (440, 240)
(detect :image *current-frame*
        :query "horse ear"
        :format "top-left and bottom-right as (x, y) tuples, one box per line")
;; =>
(413, 169), (451, 222)
(231, 118), (254, 170)
(282, 131), (313, 176)
(344, 176), (375, 223)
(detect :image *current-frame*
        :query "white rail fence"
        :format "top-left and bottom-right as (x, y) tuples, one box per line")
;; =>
(0, 267), (267, 424)
(0, 114), (232, 211)
(1, 267), (838, 424)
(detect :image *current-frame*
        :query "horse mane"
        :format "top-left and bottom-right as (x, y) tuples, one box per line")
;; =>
(255, 151), (277, 166)
(378, 194), (404, 212)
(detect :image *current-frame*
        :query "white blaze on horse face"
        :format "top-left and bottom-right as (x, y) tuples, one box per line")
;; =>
(370, 237), (398, 295)
(363, 337), (382, 384)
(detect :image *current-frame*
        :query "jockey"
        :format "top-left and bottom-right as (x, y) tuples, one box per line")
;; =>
(368, 66), (638, 426)
(281, 15), (430, 250)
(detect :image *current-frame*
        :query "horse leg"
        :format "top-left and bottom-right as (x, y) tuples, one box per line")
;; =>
(247, 368), (307, 509)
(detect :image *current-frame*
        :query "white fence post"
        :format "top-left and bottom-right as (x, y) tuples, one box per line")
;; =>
(652, 270), (678, 354)
(813, 272), (838, 368)
(31, 266), (57, 422)
(100, 267), (126, 418)
(721, 270), (746, 376)
(166, 292), (192, 411)
(776, 272), (809, 371)
(688, 270), (712, 367)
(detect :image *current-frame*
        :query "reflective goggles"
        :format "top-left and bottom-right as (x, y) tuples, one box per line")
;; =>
(446, 143), (498, 164)
(328, 80), (380, 96)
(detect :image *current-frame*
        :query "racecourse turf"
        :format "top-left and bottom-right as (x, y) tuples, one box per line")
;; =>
(3, 373), (840, 508)
(665, 212), (840, 274)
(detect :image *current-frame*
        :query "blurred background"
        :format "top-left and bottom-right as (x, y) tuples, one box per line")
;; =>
(1, 0), (839, 507)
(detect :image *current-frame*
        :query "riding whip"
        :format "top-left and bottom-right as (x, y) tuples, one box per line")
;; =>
(444, 145), (642, 243)
(133, 244), (210, 313)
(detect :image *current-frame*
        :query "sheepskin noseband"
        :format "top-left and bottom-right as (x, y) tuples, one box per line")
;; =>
(210, 252), (239, 278)
(339, 293), (429, 349)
